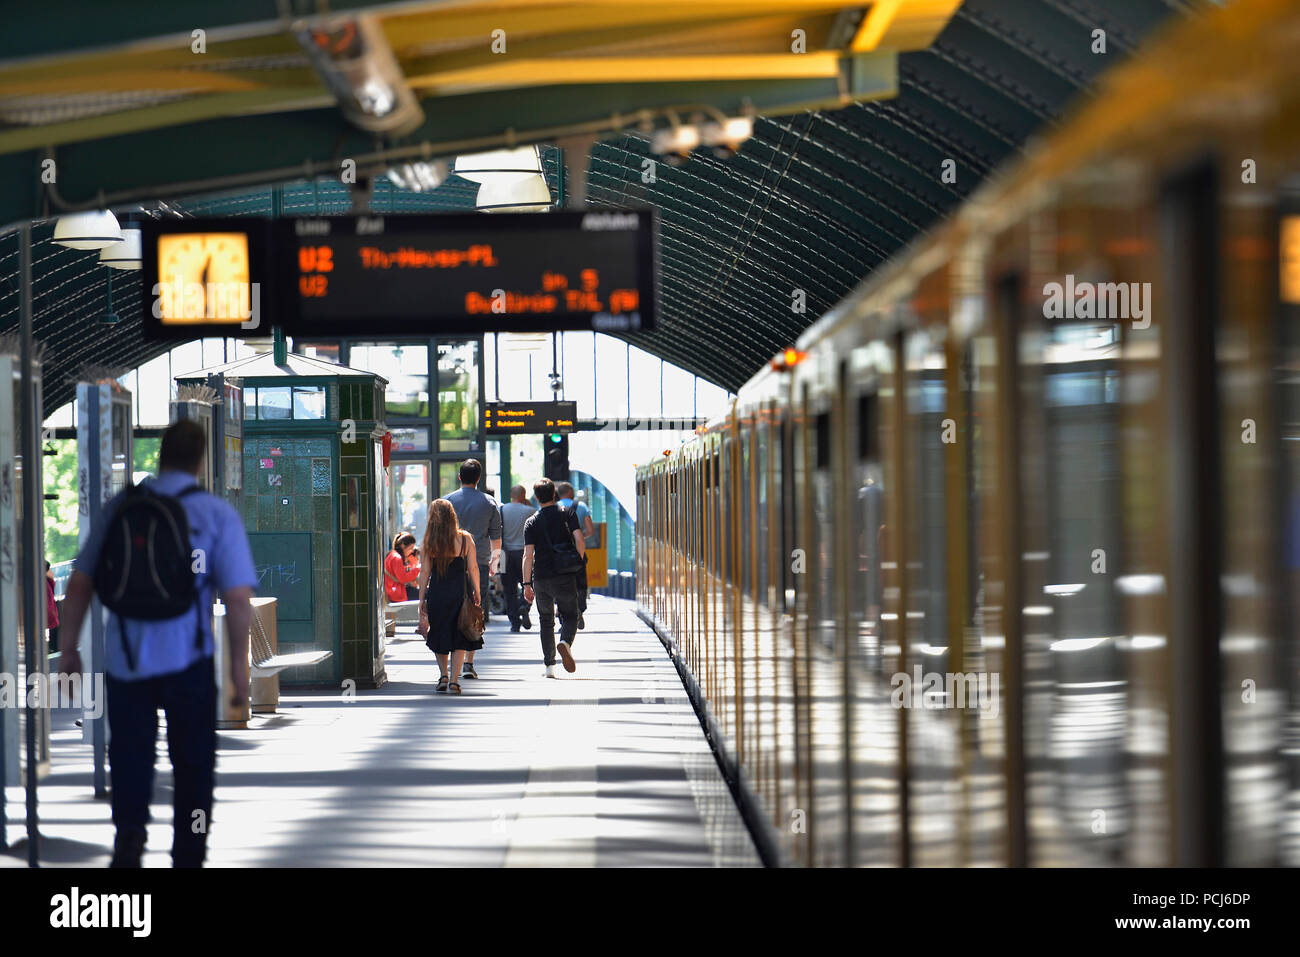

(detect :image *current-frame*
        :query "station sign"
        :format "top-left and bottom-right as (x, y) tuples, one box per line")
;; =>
(484, 401), (577, 434)
(276, 210), (656, 335)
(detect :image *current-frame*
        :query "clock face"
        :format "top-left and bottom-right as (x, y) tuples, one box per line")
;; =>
(157, 233), (251, 323)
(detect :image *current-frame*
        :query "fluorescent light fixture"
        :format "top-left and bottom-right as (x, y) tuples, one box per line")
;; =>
(53, 210), (122, 250)
(387, 160), (448, 192)
(1043, 583), (1086, 596)
(1115, 574), (1165, 595)
(1049, 636), (1110, 652)
(650, 124), (700, 159)
(701, 116), (753, 154)
(295, 15), (424, 136)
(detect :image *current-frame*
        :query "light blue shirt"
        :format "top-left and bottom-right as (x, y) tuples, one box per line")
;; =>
(559, 498), (596, 548)
(75, 470), (258, 681)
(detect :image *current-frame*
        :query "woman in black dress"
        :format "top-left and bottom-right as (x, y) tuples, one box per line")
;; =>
(417, 498), (483, 694)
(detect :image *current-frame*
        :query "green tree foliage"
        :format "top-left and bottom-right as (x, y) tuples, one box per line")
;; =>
(42, 440), (78, 564)
(43, 437), (161, 565)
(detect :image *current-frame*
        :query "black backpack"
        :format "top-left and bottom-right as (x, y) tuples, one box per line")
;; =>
(92, 483), (204, 669)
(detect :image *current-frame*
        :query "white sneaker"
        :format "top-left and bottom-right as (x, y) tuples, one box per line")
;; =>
(544, 664), (556, 678)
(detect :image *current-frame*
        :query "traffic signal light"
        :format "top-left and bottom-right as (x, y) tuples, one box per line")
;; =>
(544, 432), (569, 481)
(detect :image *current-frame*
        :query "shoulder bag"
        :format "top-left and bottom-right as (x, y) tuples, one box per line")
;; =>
(456, 533), (486, 642)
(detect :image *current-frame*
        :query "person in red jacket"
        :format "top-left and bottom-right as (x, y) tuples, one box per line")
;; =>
(384, 532), (421, 602)
(45, 560), (59, 655)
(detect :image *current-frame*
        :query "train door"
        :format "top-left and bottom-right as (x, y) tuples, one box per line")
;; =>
(899, 323), (962, 866)
(847, 340), (902, 866)
(803, 366), (848, 867)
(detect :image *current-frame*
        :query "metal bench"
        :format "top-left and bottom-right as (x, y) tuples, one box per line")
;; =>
(385, 599), (422, 632)
(250, 609), (331, 678)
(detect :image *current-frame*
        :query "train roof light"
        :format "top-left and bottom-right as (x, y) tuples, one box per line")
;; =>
(770, 348), (808, 372)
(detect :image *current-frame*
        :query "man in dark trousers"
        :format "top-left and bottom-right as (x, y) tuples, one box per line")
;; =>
(446, 458), (502, 679)
(522, 478), (585, 678)
(58, 420), (257, 868)
(555, 481), (595, 630)
(500, 485), (536, 632)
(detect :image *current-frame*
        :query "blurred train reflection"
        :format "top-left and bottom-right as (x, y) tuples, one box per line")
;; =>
(637, 0), (1300, 867)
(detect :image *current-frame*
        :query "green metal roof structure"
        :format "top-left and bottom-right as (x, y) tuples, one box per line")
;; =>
(0, 0), (1190, 410)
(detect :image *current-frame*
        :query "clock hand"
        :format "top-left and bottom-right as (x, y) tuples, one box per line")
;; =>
(199, 254), (212, 316)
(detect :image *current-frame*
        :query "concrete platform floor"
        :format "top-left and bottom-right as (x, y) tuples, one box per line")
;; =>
(1, 596), (760, 867)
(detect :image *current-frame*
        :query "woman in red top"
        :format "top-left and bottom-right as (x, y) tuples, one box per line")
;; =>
(383, 532), (421, 602)
(45, 560), (59, 655)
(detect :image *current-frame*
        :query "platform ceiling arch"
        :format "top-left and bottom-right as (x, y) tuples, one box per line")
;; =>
(0, 0), (1190, 410)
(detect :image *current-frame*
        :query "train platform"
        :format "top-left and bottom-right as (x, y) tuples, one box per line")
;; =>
(1, 596), (759, 868)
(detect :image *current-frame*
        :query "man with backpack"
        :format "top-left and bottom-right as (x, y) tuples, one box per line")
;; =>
(522, 478), (585, 678)
(58, 420), (258, 868)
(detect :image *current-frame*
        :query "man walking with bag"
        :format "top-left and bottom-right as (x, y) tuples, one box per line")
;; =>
(500, 485), (536, 632)
(446, 458), (502, 680)
(58, 420), (258, 868)
(522, 478), (585, 677)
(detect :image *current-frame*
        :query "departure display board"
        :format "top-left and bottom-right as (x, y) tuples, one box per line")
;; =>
(484, 401), (577, 434)
(276, 210), (656, 334)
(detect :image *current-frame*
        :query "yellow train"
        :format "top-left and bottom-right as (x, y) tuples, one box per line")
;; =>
(636, 0), (1300, 867)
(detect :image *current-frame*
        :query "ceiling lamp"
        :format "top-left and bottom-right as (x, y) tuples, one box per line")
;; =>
(455, 146), (551, 212)
(98, 227), (142, 270)
(453, 146), (542, 183)
(53, 210), (122, 250)
(701, 115), (754, 158)
(650, 123), (700, 166)
(474, 174), (551, 213)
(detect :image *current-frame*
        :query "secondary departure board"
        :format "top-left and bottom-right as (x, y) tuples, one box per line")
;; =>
(484, 401), (578, 434)
(276, 210), (656, 334)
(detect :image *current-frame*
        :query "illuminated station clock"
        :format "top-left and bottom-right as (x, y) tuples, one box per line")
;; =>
(156, 233), (252, 321)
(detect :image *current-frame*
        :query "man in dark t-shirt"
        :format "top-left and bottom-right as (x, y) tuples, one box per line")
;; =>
(522, 478), (585, 677)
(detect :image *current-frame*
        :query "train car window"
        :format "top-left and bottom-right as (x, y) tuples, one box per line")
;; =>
(722, 437), (732, 585)
(741, 434), (752, 597)
(781, 413), (795, 612)
(858, 393), (879, 461)
(815, 410), (831, 470)
(756, 421), (770, 605)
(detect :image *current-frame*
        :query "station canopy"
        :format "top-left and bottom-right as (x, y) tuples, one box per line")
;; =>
(0, 0), (1186, 410)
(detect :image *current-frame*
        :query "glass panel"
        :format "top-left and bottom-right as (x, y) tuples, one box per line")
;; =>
(662, 362), (695, 418)
(486, 440), (502, 500)
(389, 426), (431, 453)
(560, 331), (596, 417)
(296, 340), (340, 363)
(134, 353), (173, 427)
(438, 461), (461, 498)
(595, 334), (629, 418)
(350, 342), (430, 417)
(258, 386), (292, 420)
(393, 462), (431, 539)
(437, 341), (480, 443)
(292, 386), (327, 420)
(133, 437), (160, 481)
(628, 346), (660, 417)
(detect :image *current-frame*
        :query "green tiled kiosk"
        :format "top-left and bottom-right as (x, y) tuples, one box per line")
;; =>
(178, 352), (390, 688)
